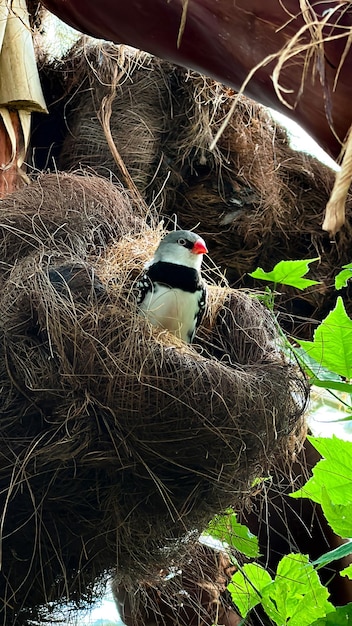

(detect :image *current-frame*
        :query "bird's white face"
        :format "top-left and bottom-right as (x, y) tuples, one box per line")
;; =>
(152, 232), (208, 271)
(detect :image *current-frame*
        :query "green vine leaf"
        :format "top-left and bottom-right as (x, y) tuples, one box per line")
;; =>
(204, 510), (259, 558)
(227, 563), (272, 618)
(261, 554), (333, 626)
(291, 436), (352, 505)
(229, 554), (333, 625)
(291, 436), (352, 538)
(335, 263), (352, 290)
(340, 564), (352, 580)
(319, 488), (352, 538)
(312, 541), (352, 570)
(298, 297), (352, 379)
(310, 603), (352, 624)
(293, 347), (342, 382)
(249, 258), (320, 290)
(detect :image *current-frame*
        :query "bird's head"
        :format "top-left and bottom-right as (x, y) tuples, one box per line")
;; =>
(152, 230), (208, 270)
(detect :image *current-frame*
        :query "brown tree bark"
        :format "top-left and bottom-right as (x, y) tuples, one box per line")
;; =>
(42, 0), (352, 159)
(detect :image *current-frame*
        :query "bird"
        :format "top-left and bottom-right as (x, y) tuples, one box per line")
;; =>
(137, 230), (208, 343)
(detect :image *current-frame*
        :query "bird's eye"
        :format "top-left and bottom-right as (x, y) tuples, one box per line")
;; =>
(177, 237), (187, 246)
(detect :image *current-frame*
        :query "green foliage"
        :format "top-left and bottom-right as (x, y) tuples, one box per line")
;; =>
(310, 603), (352, 624)
(298, 297), (352, 379)
(335, 263), (352, 290)
(205, 510), (259, 558)
(312, 542), (352, 570)
(254, 285), (277, 311)
(294, 298), (352, 414)
(291, 436), (352, 538)
(293, 347), (352, 396)
(319, 488), (352, 538)
(227, 562), (271, 617)
(291, 436), (352, 506)
(249, 260), (352, 397)
(340, 564), (352, 579)
(249, 258), (320, 290)
(216, 260), (352, 625)
(228, 554), (333, 625)
(263, 554), (333, 626)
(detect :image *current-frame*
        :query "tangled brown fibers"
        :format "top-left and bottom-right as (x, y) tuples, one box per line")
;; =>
(0, 172), (308, 623)
(35, 39), (352, 339)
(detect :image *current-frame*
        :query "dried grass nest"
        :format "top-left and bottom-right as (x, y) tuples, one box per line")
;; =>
(35, 39), (352, 338)
(0, 172), (308, 624)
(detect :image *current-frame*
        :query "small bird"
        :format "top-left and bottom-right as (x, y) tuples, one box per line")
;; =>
(137, 230), (208, 343)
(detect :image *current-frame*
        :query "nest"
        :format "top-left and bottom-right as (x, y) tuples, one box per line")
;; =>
(34, 38), (288, 213)
(113, 542), (240, 626)
(32, 39), (352, 339)
(0, 172), (308, 623)
(38, 39), (172, 205)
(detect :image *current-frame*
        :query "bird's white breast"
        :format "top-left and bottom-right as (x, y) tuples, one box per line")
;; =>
(139, 283), (199, 342)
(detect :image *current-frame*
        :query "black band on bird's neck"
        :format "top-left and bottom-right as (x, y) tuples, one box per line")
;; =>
(147, 261), (201, 293)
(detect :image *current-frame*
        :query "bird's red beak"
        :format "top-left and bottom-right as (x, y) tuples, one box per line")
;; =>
(192, 238), (208, 255)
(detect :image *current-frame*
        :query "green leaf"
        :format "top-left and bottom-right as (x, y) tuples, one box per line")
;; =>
(227, 563), (272, 617)
(298, 297), (352, 379)
(320, 487), (352, 538)
(291, 436), (352, 507)
(312, 540), (352, 569)
(294, 347), (342, 382)
(204, 510), (259, 558)
(293, 347), (352, 392)
(340, 564), (352, 579)
(249, 258), (320, 290)
(229, 554), (334, 625)
(311, 603), (352, 625)
(335, 263), (352, 290)
(261, 553), (334, 626)
(291, 436), (352, 538)
(311, 378), (352, 393)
